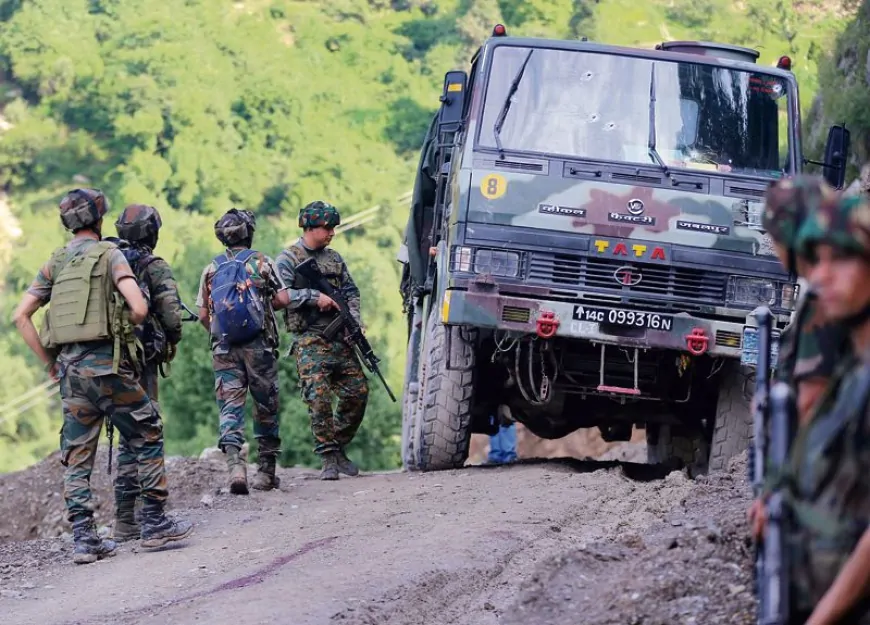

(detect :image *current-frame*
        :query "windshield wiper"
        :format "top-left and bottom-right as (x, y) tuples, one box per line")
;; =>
(647, 63), (676, 185)
(492, 49), (534, 160)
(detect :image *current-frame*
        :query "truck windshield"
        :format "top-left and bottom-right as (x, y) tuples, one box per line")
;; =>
(478, 45), (793, 178)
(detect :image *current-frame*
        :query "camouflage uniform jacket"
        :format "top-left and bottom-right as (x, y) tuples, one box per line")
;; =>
(116, 241), (183, 362)
(783, 349), (870, 615)
(27, 237), (137, 376)
(141, 255), (183, 348)
(275, 239), (361, 336)
(195, 246), (286, 354)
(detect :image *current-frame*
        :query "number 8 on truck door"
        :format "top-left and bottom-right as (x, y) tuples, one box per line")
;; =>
(480, 174), (507, 200)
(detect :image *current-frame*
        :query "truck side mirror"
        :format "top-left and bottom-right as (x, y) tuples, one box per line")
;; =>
(823, 124), (850, 189)
(437, 70), (467, 132)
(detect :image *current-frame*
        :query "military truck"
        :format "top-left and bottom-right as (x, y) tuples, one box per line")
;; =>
(397, 26), (850, 474)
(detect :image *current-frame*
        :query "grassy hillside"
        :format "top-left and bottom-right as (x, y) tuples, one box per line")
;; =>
(0, 0), (860, 472)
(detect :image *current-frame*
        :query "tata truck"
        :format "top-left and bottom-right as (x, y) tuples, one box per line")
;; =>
(398, 27), (850, 474)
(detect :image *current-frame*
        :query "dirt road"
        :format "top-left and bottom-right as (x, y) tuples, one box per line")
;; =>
(0, 452), (755, 625)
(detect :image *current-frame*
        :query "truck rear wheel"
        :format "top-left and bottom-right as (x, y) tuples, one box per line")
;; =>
(708, 362), (752, 473)
(646, 425), (704, 473)
(415, 313), (474, 471)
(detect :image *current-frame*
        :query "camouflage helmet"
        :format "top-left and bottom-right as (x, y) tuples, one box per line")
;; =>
(795, 193), (870, 259)
(214, 208), (257, 246)
(58, 188), (109, 231)
(762, 175), (836, 249)
(299, 201), (340, 229)
(115, 204), (163, 242)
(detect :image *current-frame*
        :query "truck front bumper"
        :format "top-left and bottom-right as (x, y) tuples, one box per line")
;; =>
(441, 287), (781, 366)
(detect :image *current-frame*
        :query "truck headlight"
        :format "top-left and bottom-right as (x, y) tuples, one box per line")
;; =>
(451, 246), (474, 272)
(473, 249), (520, 277)
(450, 246), (521, 277)
(727, 276), (776, 307)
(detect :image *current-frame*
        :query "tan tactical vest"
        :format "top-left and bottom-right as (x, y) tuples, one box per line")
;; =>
(279, 241), (344, 334)
(40, 241), (142, 372)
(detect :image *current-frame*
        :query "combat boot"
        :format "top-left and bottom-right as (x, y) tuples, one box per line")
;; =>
(71, 517), (117, 565)
(112, 494), (140, 542)
(251, 455), (280, 491)
(320, 452), (340, 481)
(335, 448), (359, 477)
(140, 502), (194, 550)
(225, 445), (249, 495)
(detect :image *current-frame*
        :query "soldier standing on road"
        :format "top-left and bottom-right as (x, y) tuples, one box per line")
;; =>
(276, 201), (369, 481)
(748, 176), (852, 551)
(196, 208), (289, 494)
(756, 192), (870, 624)
(110, 204), (184, 542)
(12, 189), (192, 564)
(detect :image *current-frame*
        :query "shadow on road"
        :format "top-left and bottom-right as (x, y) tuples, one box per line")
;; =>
(469, 456), (681, 482)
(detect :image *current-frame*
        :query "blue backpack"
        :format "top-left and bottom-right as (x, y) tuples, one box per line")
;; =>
(208, 249), (266, 346)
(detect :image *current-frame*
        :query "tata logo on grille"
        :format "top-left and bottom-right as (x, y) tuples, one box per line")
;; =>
(593, 239), (667, 261)
(626, 198), (645, 215)
(614, 265), (642, 286)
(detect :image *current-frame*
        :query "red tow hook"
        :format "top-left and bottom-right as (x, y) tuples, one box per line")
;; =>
(536, 311), (559, 339)
(685, 327), (709, 356)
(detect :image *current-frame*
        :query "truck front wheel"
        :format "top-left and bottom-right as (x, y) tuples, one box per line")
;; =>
(414, 313), (475, 471)
(708, 362), (753, 473)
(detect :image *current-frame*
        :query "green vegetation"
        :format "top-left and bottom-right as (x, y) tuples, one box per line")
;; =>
(0, 0), (862, 473)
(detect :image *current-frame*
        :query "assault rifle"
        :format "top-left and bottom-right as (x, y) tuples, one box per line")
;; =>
(757, 381), (791, 625)
(295, 257), (397, 402)
(749, 305), (790, 624)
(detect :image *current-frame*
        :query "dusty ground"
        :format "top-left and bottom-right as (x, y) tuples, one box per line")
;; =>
(0, 442), (755, 625)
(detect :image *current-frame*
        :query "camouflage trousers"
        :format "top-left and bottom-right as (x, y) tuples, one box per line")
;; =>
(212, 342), (281, 456)
(294, 334), (368, 455)
(59, 370), (168, 524)
(115, 363), (160, 499)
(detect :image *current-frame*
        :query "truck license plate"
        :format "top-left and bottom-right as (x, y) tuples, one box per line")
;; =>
(572, 305), (673, 331)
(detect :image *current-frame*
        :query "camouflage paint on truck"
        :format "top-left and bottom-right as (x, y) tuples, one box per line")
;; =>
(462, 170), (775, 256)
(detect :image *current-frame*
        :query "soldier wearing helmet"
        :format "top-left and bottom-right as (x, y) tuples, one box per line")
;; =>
(758, 192), (870, 625)
(12, 188), (192, 563)
(108, 203), (185, 542)
(276, 201), (369, 481)
(761, 176), (850, 414)
(196, 208), (290, 494)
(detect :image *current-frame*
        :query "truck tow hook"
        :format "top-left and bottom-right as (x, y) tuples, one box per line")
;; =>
(536, 311), (559, 339)
(685, 328), (709, 356)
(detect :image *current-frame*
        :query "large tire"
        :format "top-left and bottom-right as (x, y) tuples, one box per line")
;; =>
(414, 313), (474, 471)
(646, 424), (699, 467)
(401, 306), (423, 471)
(708, 362), (752, 473)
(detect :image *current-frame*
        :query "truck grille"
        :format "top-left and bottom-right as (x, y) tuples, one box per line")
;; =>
(528, 253), (727, 306)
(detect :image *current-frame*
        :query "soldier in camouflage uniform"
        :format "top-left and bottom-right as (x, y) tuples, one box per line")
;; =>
(765, 192), (870, 625)
(276, 201), (369, 480)
(749, 176), (852, 543)
(197, 208), (289, 494)
(12, 189), (192, 564)
(763, 176), (850, 416)
(110, 204), (184, 542)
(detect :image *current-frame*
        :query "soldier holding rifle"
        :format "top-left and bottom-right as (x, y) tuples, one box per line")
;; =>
(751, 180), (870, 624)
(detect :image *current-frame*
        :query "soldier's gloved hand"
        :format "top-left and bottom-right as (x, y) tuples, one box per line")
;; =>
(166, 342), (177, 362)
